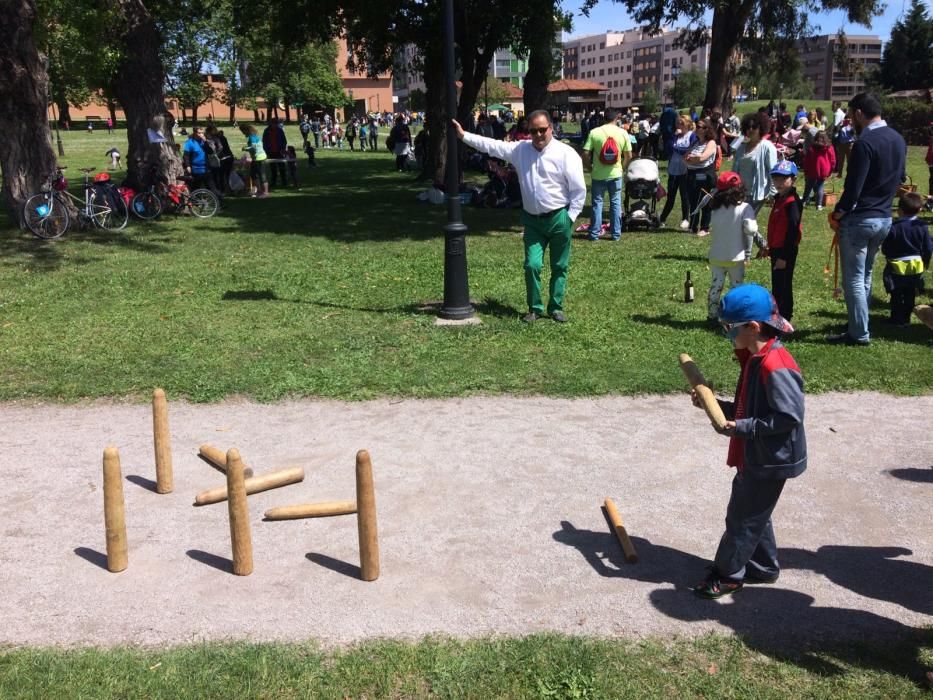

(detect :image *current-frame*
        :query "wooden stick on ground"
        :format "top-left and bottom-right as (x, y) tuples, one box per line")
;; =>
(678, 353), (728, 431)
(194, 466), (304, 506)
(264, 501), (358, 521)
(152, 389), (173, 494)
(604, 497), (638, 563)
(103, 446), (128, 573)
(226, 448), (253, 576)
(356, 450), (380, 582)
(198, 443), (254, 479)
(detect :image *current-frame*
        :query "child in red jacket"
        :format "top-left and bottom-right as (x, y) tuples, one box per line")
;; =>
(802, 130), (836, 210)
(761, 160), (803, 322)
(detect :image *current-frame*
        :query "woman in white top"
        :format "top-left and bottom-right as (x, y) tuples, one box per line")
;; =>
(731, 111), (778, 214)
(684, 117), (718, 236)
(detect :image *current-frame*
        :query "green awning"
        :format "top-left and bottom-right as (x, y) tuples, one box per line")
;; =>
(485, 104), (509, 112)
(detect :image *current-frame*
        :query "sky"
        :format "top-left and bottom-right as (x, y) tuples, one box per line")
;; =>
(562, 0), (932, 44)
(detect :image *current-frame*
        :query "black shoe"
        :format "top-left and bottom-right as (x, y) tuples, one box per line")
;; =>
(743, 569), (780, 584)
(551, 311), (567, 323)
(693, 573), (743, 599)
(825, 332), (870, 346)
(522, 312), (539, 323)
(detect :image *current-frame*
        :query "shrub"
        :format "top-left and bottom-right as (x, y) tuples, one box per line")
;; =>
(881, 98), (933, 145)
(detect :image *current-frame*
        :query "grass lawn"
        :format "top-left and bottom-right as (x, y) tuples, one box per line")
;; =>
(0, 127), (930, 402)
(1, 633), (931, 698)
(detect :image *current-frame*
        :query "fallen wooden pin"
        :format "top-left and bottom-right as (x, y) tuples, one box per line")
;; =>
(678, 353), (728, 431)
(198, 443), (255, 479)
(914, 304), (933, 331)
(603, 497), (638, 563)
(152, 389), (173, 494)
(265, 501), (358, 520)
(194, 466), (304, 506)
(265, 450), (380, 582)
(103, 446), (128, 573)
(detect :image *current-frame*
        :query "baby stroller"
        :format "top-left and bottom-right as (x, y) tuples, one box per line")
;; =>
(623, 157), (661, 230)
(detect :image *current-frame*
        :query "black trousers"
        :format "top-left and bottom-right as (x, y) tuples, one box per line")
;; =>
(659, 173), (689, 225)
(770, 245), (798, 322)
(687, 167), (715, 233)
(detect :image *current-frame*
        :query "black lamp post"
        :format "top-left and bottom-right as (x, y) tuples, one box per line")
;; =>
(438, 0), (474, 320)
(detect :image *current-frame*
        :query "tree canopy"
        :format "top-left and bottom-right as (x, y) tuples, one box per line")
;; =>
(878, 0), (933, 92)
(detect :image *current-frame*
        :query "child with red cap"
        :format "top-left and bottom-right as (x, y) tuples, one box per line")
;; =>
(705, 171), (767, 326)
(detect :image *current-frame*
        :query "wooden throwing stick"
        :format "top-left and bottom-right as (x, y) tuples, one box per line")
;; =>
(678, 353), (728, 431)
(603, 497), (638, 563)
(356, 450), (380, 582)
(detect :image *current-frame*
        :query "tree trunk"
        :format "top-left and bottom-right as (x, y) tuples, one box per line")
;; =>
(253, 108), (260, 122)
(191, 104), (198, 126)
(703, 0), (753, 115)
(284, 100), (291, 123)
(522, 12), (554, 113)
(107, 97), (118, 124)
(229, 103), (236, 124)
(423, 50), (446, 184)
(0, 0), (60, 225)
(110, 0), (182, 187)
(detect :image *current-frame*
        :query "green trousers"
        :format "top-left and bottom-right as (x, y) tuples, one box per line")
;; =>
(522, 208), (573, 314)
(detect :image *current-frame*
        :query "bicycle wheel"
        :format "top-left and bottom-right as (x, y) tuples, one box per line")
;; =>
(23, 193), (70, 239)
(187, 189), (219, 218)
(89, 190), (129, 231)
(131, 190), (162, 220)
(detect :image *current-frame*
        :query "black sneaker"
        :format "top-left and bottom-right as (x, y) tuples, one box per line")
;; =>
(551, 311), (567, 323)
(522, 312), (539, 323)
(693, 573), (743, 599)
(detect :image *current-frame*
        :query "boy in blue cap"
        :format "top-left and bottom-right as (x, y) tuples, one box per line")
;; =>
(691, 283), (807, 598)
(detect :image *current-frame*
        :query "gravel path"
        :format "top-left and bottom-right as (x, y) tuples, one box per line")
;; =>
(1, 393), (931, 648)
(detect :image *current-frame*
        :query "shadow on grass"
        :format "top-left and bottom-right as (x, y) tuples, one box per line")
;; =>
(631, 313), (714, 331)
(306, 552), (360, 579)
(186, 549), (233, 573)
(0, 227), (172, 273)
(887, 466), (933, 483)
(652, 253), (706, 262)
(650, 585), (932, 685)
(73, 546), (109, 570)
(220, 288), (523, 319)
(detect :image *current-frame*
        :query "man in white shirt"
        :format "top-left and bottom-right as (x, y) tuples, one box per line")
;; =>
(452, 110), (586, 323)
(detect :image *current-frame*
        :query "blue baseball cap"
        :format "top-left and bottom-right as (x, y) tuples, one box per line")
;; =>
(771, 160), (798, 177)
(719, 284), (794, 334)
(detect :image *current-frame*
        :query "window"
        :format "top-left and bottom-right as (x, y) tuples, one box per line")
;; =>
(664, 74), (669, 81)
(664, 58), (669, 66)
(626, 65), (631, 72)
(626, 78), (631, 85)
(600, 42), (605, 49)
(599, 69), (604, 76)
(691, 54), (697, 63)
(626, 51), (631, 58)
(599, 56), (604, 63)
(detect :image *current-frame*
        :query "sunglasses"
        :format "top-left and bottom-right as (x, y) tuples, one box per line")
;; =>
(720, 321), (751, 333)
(529, 126), (550, 136)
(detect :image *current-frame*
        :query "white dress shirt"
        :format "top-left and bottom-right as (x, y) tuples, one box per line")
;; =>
(462, 132), (586, 220)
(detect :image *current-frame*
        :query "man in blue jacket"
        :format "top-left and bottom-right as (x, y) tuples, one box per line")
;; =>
(828, 93), (907, 346)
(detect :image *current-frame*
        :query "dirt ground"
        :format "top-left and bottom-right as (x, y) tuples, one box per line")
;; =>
(1, 393), (931, 649)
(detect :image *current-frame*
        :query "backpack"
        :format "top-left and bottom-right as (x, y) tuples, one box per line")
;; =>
(93, 182), (125, 215)
(598, 135), (620, 165)
(299, 121), (311, 135)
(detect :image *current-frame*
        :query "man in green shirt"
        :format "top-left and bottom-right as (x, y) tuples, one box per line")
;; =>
(582, 110), (632, 241)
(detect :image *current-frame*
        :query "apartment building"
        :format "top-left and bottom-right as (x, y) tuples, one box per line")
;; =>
(562, 29), (710, 107)
(795, 34), (882, 101)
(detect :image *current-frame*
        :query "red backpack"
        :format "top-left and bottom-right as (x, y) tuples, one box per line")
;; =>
(599, 135), (620, 165)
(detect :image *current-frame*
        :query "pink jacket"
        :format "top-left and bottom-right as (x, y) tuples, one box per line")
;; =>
(803, 143), (836, 180)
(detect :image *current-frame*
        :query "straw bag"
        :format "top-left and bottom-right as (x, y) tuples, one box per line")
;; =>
(897, 175), (918, 198)
(822, 182), (837, 207)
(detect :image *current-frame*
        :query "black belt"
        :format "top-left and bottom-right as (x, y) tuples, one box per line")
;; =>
(525, 206), (567, 218)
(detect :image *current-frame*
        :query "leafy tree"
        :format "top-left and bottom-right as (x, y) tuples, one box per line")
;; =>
(737, 46), (813, 101)
(408, 88), (426, 112)
(160, 12), (221, 124)
(664, 68), (705, 111)
(878, 0), (933, 91)
(607, 0), (883, 114)
(474, 77), (511, 111)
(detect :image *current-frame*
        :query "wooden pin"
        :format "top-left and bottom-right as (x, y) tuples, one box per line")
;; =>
(103, 446), (128, 572)
(193, 467), (305, 506)
(152, 389), (173, 493)
(604, 497), (638, 563)
(226, 448), (253, 576)
(264, 501), (358, 520)
(198, 443), (254, 478)
(355, 450), (380, 582)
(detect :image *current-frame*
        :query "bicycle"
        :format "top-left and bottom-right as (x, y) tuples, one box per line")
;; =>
(22, 167), (129, 240)
(131, 167), (219, 220)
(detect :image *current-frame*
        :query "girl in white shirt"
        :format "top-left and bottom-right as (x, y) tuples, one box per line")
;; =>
(706, 171), (766, 323)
